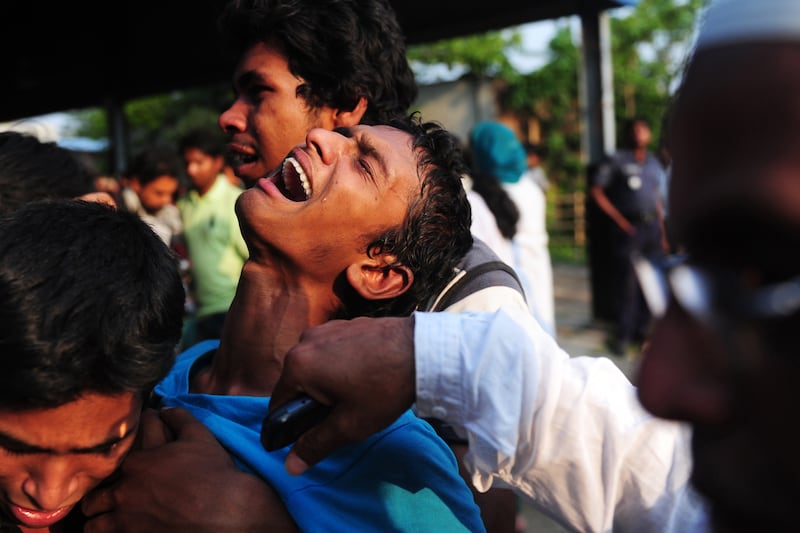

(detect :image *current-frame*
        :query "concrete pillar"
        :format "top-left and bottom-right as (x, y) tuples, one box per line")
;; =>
(580, 8), (621, 323)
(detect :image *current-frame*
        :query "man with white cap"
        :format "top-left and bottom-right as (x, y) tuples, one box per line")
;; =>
(271, 0), (800, 531)
(637, 0), (800, 530)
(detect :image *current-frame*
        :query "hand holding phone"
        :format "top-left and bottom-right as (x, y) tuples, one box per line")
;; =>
(261, 395), (331, 452)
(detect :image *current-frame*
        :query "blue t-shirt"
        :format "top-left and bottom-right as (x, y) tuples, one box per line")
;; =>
(154, 340), (485, 533)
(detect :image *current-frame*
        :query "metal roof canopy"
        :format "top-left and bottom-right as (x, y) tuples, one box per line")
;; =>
(0, 0), (635, 168)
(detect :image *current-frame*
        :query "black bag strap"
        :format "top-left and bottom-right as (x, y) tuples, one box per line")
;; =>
(421, 239), (527, 443)
(426, 238), (526, 312)
(431, 260), (524, 312)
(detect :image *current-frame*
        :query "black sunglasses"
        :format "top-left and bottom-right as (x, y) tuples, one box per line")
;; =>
(632, 253), (800, 322)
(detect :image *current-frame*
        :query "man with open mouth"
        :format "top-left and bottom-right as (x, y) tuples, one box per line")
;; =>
(83, 115), (484, 531)
(82, 0), (532, 531)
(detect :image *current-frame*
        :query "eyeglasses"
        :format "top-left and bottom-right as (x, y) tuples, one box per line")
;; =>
(632, 253), (800, 323)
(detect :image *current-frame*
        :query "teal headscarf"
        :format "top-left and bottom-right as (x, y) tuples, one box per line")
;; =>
(469, 121), (527, 184)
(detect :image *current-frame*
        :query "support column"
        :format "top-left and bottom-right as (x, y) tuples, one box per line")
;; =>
(580, 9), (619, 322)
(105, 97), (129, 179)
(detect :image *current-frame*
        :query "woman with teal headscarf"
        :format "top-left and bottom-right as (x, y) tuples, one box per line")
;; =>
(469, 121), (556, 336)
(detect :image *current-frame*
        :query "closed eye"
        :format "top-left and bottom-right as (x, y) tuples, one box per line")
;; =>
(0, 425), (135, 457)
(0, 439), (125, 458)
(334, 127), (378, 186)
(76, 440), (126, 457)
(358, 157), (377, 185)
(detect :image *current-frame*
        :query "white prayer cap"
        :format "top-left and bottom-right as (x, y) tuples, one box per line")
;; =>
(696, 0), (800, 50)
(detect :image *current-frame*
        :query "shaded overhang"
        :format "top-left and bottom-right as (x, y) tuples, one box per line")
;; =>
(0, 0), (636, 123)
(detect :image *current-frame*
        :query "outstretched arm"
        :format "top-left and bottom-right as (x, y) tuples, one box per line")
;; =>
(271, 309), (706, 533)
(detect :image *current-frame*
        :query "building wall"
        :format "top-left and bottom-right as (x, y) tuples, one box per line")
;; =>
(412, 76), (498, 146)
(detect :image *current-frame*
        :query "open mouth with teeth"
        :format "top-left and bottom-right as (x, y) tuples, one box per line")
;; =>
(274, 157), (312, 202)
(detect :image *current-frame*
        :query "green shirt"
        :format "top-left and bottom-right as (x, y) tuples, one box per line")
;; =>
(178, 176), (248, 317)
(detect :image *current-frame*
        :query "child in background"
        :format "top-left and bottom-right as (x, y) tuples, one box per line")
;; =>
(178, 128), (248, 342)
(120, 144), (183, 247)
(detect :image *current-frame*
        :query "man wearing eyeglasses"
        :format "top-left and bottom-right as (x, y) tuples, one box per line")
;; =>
(633, 0), (800, 530)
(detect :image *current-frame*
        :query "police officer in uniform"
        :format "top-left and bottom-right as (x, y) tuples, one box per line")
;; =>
(590, 117), (668, 355)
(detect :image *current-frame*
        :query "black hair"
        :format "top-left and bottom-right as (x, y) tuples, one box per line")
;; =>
(218, 0), (418, 124)
(178, 127), (227, 158)
(0, 131), (95, 214)
(470, 170), (520, 239)
(127, 143), (184, 186)
(0, 200), (185, 409)
(620, 116), (649, 150)
(338, 114), (473, 318)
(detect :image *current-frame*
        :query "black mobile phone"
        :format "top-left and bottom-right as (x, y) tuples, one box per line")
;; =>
(261, 394), (331, 452)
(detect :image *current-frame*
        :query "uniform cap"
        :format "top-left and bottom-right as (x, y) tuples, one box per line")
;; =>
(696, 0), (800, 50)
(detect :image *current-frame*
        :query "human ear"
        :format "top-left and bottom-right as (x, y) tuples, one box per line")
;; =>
(345, 254), (413, 300)
(332, 97), (368, 128)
